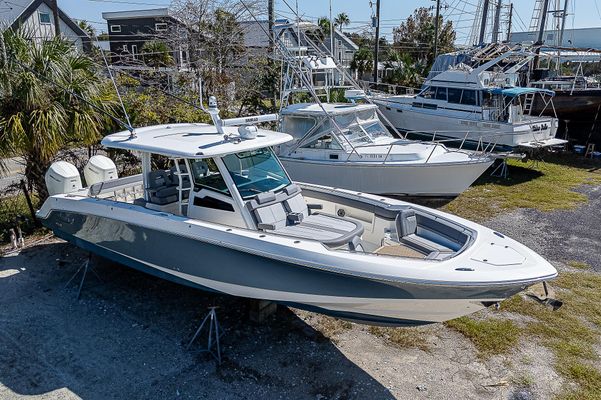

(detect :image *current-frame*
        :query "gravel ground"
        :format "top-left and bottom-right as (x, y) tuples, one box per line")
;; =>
(1, 185), (600, 399)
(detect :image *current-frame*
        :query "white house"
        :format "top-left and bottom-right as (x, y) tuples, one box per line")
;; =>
(0, 0), (90, 51)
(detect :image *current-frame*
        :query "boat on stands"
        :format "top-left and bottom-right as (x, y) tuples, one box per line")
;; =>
(37, 98), (557, 326)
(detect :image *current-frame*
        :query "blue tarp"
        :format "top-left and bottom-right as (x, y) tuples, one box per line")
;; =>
(488, 87), (555, 97)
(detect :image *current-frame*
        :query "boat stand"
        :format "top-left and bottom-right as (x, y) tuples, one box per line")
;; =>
(490, 159), (508, 179)
(186, 306), (224, 364)
(64, 253), (102, 299)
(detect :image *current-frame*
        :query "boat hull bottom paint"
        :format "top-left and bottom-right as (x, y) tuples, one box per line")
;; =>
(42, 210), (524, 327)
(280, 158), (493, 197)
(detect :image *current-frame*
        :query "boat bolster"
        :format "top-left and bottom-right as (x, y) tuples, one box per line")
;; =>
(246, 184), (364, 249)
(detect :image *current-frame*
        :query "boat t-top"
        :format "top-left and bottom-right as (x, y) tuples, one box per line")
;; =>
(37, 98), (557, 326)
(272, 21), (495, 196)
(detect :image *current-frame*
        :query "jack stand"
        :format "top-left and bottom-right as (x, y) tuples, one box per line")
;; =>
(187, 306), (224, 364)
(64, 253), (102, 299)
(490, 159), (508, 179)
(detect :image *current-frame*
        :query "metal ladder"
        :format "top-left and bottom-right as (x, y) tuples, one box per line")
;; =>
(523, 93), (535, 115)
(172, 159), (192, 216)
(529, 0), (546, 32)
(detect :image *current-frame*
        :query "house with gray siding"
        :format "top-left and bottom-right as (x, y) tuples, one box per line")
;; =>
(102, 8), (188, 68)
(0, 0), (90, 51)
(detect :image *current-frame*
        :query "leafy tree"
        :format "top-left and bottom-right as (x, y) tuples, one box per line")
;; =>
(350, 47), (373, 80)
(141, 40), (174, 68)
(392, 7), (455, 68)
(317, 17), (331, 36)
(382, 49), (422, 87)
(77, 20), (96, 37)
(0, 29), (116, 199)
(334, 13), (350, 34)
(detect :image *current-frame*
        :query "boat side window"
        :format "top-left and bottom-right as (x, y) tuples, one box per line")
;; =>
(460, 89), (477, 106)
(435, 87), (447, 101)
(447, 88), (462, 104)
(418, 86), (432, 99)
(189, 158), (230, 196)
(303, 134), (342, 150)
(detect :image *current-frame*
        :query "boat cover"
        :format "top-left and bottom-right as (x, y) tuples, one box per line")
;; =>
(488, 87), (555, 97)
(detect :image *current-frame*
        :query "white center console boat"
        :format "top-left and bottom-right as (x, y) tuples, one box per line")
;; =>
(37, 102), (557, 326)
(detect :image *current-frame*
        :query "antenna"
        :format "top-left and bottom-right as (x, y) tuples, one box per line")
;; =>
(95, 36), (135, 137)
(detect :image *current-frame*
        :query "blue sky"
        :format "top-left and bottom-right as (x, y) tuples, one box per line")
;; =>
(57, 0), (601, 43)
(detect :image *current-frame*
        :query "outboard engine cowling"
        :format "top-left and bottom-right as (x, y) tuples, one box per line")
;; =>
(83, 155), (118, 186)
(45, 161), (82, 195)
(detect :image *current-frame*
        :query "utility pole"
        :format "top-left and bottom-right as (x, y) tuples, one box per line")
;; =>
(268, 0), (274, 53)
(329, 0), (334, 59)
(50, 0), (60, 36)
(433, 0), (441, 59)
(268, 0), (277, 108)
(372, 0), (380, 82)
(491, 0), (502, 43)
(478, 0), (490, 45)
(506, 3), (513, 42)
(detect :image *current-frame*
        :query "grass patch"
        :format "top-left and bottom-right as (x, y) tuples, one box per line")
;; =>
(0, 191), (40, 244)
(445, 316), (520, 357)
(367, 326), (430, 351)
(315, 315), (353, 338)
(512, 372), (535, 387)
(443, 156), (601, 222)
(501, 270), (601, 398)
(567, 261), (591, 270)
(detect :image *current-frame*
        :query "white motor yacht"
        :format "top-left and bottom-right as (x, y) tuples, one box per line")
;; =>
(37, 102), (557, 326)
(372, 51), (565, 151)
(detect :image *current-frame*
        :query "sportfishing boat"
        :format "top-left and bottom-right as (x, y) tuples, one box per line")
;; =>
(372, 50), (564, 151)
(37, 99), (557, 326)
(278, 100), (494, 196)
(271, 23), (494, 196)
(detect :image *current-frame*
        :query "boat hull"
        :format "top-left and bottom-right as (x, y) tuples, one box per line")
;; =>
(41, 209), (525, 326)
(531, 89), (601, 121)
(375, 99), (558, 150)
(279, 158), (493, 197)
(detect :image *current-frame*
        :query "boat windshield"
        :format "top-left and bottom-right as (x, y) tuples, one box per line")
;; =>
(221, 148), (291, 199)
(338, 119), (390, 146)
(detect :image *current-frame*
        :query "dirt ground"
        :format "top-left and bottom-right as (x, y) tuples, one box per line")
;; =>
(1, 186), (600, 400)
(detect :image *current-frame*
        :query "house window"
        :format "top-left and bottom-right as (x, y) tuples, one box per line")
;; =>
(39, 12), (51, 24)
(131, 44), (138, 59)
(111, 25), (121, 33)
(122, 44), (128, 52)
(155, 23), (168, 32)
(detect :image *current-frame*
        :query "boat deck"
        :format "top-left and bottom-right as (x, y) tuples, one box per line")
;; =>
(374, 243), (426, 259)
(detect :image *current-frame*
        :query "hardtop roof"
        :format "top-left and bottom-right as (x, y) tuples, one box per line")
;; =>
(101, 123), (293, 159)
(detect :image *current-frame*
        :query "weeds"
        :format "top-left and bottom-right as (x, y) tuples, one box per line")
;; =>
(443, 156), (601, 222)
(501, 270), (601, 399)
(368, 326), (430, 351)
(445, 317), (521, 357)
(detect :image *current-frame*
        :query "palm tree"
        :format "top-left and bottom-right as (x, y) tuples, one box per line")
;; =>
(77, 20), (96, 38)
(141, 40), (174, 68)
(350, 47), (373, 80)
(334, 12), (350, 34)
(0, 28), (116, 199)
(317, 17), (331, 36)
